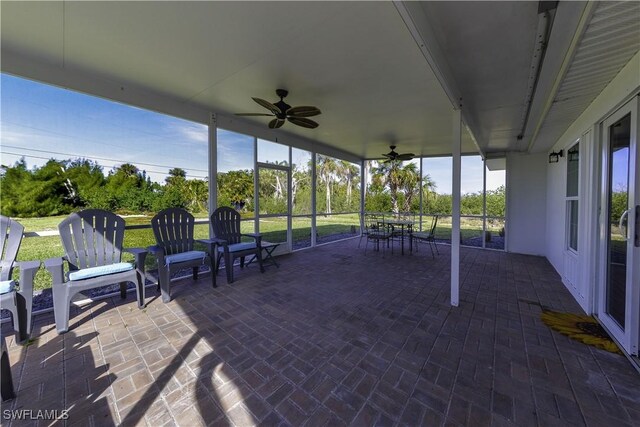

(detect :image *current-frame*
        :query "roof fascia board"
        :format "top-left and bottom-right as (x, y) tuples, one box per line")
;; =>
(2, 48), (211, 125)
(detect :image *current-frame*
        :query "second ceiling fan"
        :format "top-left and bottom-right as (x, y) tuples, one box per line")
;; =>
(381, 145), (415, 162)
(235, 89), (321, 129)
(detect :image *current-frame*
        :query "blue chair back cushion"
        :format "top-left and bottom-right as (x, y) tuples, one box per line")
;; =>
(164, 250), (206, 266)
(0, 280), (15, 294)
(68, 262), (134, 281)
(217, 242), (257, 253)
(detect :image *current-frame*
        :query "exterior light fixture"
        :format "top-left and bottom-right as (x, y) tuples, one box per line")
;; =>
(549, 149), (564, 163)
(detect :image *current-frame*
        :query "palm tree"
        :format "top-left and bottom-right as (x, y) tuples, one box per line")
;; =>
(421, 173), (437, 213)
(187, 179), (208, 212)
(317, 155), (338, 214)
(371, 160), (422, 214)
(118, 163), (139, 178)
(339, 160), (360, 209)
(399, 162), (420, 212)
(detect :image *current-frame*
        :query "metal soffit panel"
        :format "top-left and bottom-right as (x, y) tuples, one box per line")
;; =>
(534, 1), (640, 151)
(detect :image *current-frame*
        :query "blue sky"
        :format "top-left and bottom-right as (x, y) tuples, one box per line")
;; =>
(1, 73), (209, 182)
(2, 73), (506, 194)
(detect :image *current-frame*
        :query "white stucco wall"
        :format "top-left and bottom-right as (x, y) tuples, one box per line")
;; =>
(545, 149), (567, 273)
(543, 51), (640, 312)
(506, 152), (548, 255)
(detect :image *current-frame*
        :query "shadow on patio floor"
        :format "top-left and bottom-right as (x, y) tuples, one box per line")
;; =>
(2, 238), (639, 426)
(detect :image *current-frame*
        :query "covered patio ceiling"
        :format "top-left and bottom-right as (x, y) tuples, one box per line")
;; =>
(1, 1), (638, 160)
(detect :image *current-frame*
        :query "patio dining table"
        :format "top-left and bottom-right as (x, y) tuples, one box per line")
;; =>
(379, 218), (414, 255)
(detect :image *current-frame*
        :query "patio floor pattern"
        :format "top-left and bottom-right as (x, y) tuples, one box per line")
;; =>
(2, 238), (639, 426)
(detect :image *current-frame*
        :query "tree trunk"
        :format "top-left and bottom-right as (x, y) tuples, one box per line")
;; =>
(325, 175), (332, 214)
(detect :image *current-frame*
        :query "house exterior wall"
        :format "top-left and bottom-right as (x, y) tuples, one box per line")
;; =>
(544, 51), (640, 313)
(506, 152), (548, 256)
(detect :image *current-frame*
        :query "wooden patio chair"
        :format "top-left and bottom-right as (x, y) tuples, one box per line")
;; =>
(211, 207), (264, 283)
(411, 215), (440, 258)
(0, 216), (39, 343)
(150, 208), (216, 303)
(44, 209), (147, 333)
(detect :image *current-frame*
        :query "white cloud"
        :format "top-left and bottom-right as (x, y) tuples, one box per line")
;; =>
(173, 122), (208, 144)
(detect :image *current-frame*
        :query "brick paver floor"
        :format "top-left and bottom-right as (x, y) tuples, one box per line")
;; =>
(2, 239), (639, 426)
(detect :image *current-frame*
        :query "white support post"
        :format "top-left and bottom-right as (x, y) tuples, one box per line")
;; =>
(360, 159), (366, 234)
(287, 146), (293, 251)
(208, 113), (217, 238)
(451, 109), (461, 307)
(419, 158), (423, 231)
(482, 157), (487, 249)
(253, 137), (259, 234)
(311, 151), (317, 247)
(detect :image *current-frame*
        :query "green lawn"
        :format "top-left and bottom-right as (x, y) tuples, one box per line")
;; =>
(14, 213), (504, 291)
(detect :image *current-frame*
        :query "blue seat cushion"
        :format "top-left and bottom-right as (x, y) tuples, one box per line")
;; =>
(165, 250), (206, 266)
(0, 280), (15, 294)
(68, 262), (134, 281)
(217, 242), (257, 253)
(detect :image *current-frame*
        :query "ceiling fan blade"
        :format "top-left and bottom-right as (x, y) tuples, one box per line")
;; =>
(252, 97), (281, 115)
(288, 117), (319, 129)
(235, 113), (275, 116)
(381, 153), (393, 159)
(287, 106), (322, 118)
(268, 118), (285, 129)
(396, 153), (415, 160)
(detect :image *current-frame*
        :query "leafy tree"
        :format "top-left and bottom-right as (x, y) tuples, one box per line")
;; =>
(461, 191), (483, 215)
(291, 163), (311, 214)
(217, 170), (254, 211)
(0, 158), (32, 216)
(610, 190), (628, 225)
(486, 185), (506, 217)
(257, 165), (287, 214)
(65, 158), (105, 206)
(18, 159), (76, 216)
(103, 163), (155, 212)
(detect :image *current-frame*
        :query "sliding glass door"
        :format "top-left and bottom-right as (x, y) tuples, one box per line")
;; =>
(599, 97), (639, 356)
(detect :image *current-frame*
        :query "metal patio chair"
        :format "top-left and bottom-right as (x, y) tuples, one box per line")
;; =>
(359, 212), (384, 248)
(0, 216), (39, 343)
(45, 209), (147, 333)
(150, 208), (216, 303)
(363, 215), (393, 256)
(211, 207), (264, 284)
(411, 215), (440, 258)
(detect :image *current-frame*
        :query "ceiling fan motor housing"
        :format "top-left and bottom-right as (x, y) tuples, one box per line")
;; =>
(274, 89), (291, 118)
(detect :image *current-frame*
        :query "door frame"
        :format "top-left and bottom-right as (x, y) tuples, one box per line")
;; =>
(597, 96), (640, 356)
(256, 161), (292, 253)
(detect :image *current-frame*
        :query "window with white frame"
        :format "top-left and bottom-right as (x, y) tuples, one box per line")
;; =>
(566, 142), (580, 252)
